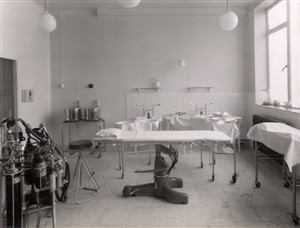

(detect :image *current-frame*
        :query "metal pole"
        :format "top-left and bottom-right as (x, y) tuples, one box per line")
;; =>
(255, 141), (259, 183)
(212, 143), (216, 181)
(237, 120), (241, 153)
(61, 123), (64, 153)
(292, 166), (297, 217)
(52, 192), (56, 228)
(118, 146), (121, 170)
(233, 144), (236, 175)
(200, 144), (202, 167)
(121, 144), (125, 179)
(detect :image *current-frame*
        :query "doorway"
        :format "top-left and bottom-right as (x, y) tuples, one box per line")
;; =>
(0, 57), (17, 121)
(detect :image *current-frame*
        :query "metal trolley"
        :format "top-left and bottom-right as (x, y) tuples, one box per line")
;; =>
(254, 141), (299, 225)
(1, 118), (70, 228)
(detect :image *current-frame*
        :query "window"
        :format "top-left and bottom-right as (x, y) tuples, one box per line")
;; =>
(267, 0), (287, 30)
(268, 27), (288, 102)
(266, 0), (300, 108)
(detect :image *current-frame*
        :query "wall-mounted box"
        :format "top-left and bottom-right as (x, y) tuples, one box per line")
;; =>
(21, 90), (27, 103)
(27, 89), (33, 102)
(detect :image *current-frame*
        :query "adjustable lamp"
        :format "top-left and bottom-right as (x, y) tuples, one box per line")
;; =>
(118, 0), (141, 8)
(40, 0), (57, 32)
(219, 0), (238, 31)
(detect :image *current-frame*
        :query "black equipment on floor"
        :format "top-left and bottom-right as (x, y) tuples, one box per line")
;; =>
(122, 144), (188, 204)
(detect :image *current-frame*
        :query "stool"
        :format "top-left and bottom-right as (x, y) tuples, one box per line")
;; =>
(68, 140), (99, 204)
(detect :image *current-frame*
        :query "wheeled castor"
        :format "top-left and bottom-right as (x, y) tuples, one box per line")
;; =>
(200, 162), (203, 169)
(212, 175), (215, 181)
(284, 181), (290, 188)
(232, 174), (237, 183)
(255, 181), (261, 188)
(292, 214), (299, 225)
(122, 185), (132, 197)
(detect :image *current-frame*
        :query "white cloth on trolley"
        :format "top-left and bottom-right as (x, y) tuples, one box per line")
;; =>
(169, 114), (239, 143)
(190, 116), (212, 130)
(173, 115), (192, 130)
(115, 119), (160, 131)
(247, 123), (300, 170)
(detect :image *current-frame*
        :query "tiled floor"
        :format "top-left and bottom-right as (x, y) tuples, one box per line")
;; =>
(29, 143), (298, 227)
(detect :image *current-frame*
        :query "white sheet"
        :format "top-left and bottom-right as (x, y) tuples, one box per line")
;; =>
(247, 123), (300, 169)
(94, 130), (232, 144)
(115, 119), (160, 131)
(168, 114), (239, 143)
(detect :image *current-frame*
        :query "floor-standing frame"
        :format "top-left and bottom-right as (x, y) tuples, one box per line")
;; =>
(198, 141), (237, 183)
(100, 139), (236, 183)
(254, 141), (299, 225)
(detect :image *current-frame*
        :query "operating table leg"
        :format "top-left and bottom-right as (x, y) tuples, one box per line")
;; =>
(122, 144), (188, 204)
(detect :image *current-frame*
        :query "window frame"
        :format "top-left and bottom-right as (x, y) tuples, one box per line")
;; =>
(266, 0), (290, 103)
(266, 0), (300, 108)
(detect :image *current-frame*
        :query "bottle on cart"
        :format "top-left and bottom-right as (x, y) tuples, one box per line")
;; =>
(92, 107), (101, 120)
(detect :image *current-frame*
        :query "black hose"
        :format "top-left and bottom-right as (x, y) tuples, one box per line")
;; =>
(40, 125), (63, 157)
(18, 119), (47, 144)
(55, 162), (70, 202)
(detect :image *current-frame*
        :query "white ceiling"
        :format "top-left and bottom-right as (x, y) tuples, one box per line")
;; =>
(33, 0), (260, 11)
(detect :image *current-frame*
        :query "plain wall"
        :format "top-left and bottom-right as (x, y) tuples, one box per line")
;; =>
(50, 10), (250, 145)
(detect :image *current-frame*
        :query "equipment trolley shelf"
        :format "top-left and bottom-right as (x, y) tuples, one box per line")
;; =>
(61, 118), (105, 153)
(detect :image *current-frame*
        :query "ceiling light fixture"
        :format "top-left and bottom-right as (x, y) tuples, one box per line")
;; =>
(178, 59), (186, 67)
(118, 0), (141, 9)
(219, 0), (238, 31)
(40, 0), (57, 32)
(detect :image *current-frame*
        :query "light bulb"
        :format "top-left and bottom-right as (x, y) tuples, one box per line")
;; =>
(40, 11), (57, 32)
(118, 0), (141, 8)
(219, 11), (238, 31)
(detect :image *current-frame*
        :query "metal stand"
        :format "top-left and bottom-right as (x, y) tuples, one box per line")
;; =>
(254, 141), (299, 224)
(122, 145), (188, 204)
(198, 141), (237, 183)
(61, 118), (105, 154)
(66, 140), (100, 204)
(72, 152), (100, 204)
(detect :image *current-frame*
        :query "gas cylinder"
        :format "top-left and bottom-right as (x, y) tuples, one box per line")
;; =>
(33, 153), (47, 189)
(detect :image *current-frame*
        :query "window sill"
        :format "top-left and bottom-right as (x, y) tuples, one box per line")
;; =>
(256, 104), (300, 114)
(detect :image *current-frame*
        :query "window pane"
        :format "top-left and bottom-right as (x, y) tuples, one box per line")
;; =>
(268, 28), (288, 102)
(267, 0), (287, 30)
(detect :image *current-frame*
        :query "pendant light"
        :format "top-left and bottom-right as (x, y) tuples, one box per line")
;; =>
(219, 0), (238, 31)
(39, 0), (57, 32)
(118, 0), (141, 9)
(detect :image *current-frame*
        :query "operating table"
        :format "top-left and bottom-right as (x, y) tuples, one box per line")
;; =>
(93, 129), (237, 203)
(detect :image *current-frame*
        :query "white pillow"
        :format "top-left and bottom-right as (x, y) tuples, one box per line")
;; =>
(95, 128), (122, 138)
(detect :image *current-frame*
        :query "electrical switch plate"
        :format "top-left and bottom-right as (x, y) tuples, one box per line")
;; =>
(27, 89), (33, 102)
(21, 90), (27, 103)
